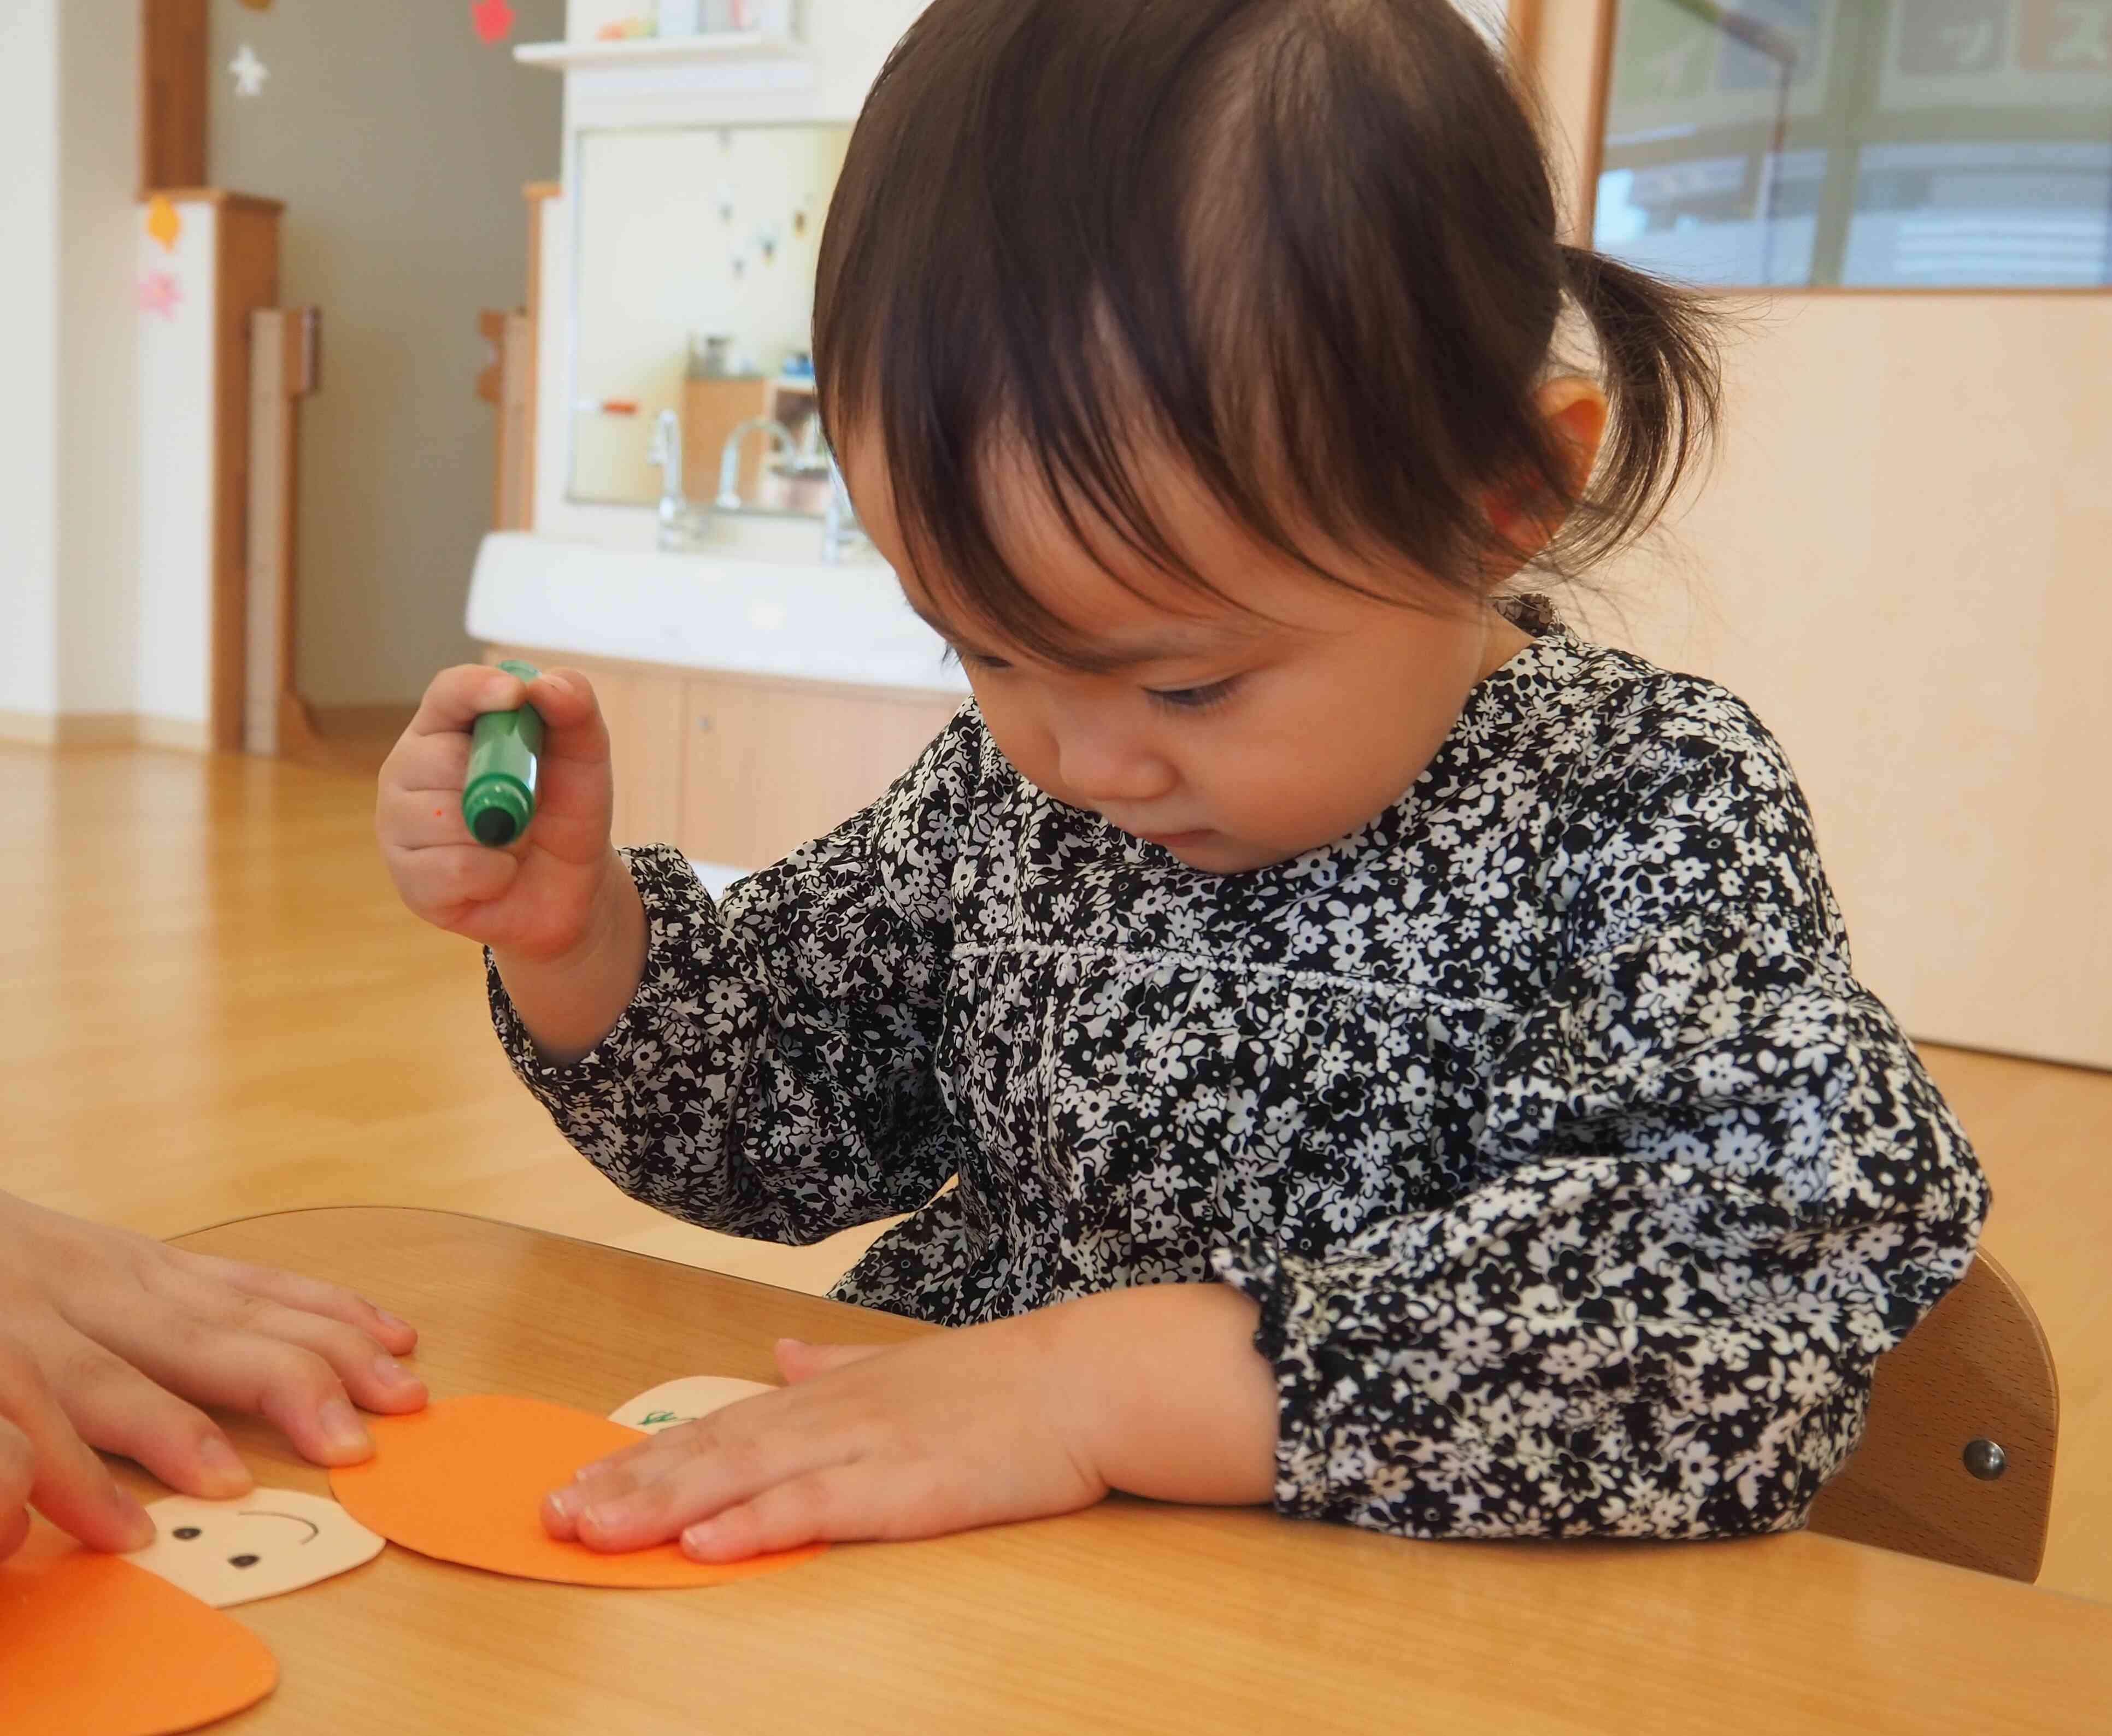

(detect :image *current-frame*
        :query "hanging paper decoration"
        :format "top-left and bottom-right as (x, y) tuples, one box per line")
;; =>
(755, 221), (781, 266)
(138, 272), (181, 320)
(717, 180), (737, 224)
(730, 248), (748, 281)
(228, 44), (269, 98)
(470, 0), (517, 45)
(145, 195), (182, 254)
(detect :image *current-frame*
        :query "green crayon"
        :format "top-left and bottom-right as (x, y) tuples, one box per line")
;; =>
(462, 660), (545, 848)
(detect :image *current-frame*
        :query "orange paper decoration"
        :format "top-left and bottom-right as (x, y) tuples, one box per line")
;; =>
(144, 195), (181, 253)
(330, 1393), (826, 1588)
(0, 1522), (278, 1736)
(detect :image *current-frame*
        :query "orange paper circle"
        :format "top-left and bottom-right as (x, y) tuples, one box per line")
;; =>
(329, 1394), (825, 1587)
(0, 1523), (278, 1736)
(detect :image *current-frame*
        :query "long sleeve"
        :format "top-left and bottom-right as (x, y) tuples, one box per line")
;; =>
(1211, 695), (1991, 1540)
(487, 705), (977, 1246)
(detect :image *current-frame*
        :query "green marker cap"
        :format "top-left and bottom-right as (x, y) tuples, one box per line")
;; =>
(462, 660), (546, 848)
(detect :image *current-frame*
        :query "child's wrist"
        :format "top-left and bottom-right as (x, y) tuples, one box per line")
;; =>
(494, 853), (649, 1064)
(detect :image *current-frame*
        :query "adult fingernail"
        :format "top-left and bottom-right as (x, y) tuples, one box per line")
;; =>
(320, 1398), (373, 1458)
(374, 1309), (412, 1336)
(544, 1487), (578, 1526)
(197, 1437), (252, 1494)
(372, 1355), (420, 1390)
(115, 1490), (158, 1550)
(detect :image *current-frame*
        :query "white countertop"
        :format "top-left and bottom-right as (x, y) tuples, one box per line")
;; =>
(465, 531), (970, 696)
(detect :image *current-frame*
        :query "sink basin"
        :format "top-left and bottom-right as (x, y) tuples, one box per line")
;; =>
(465, 530), (969, 695)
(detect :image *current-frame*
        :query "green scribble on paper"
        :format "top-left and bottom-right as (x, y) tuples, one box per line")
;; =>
(639, 1410), (691, 1427)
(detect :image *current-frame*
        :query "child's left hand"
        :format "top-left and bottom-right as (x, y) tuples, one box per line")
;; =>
(543, 1286), (1280, 1562)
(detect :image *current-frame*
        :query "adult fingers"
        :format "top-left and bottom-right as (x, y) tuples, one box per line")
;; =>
(68, 1311), (375, 1469)
(143, 1268), (427, 1417)
(172, 1252), (420, 1358)
(44, 1333), (254, 1505)
(0, 1339), (157, 1553)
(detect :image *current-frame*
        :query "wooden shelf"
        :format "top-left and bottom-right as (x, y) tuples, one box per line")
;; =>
(513, 34), (811, 73)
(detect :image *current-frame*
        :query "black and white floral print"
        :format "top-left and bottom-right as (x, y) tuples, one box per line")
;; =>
(490, 623), (1988, 1542)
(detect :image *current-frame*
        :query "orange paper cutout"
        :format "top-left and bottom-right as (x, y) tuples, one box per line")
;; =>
(144, 195), (181, 253)
(0, 1522), (278, 1736)
(329, 1394), (826, 1587)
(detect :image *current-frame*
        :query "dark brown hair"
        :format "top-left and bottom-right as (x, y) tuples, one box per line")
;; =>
(814, 0), (1722, 661)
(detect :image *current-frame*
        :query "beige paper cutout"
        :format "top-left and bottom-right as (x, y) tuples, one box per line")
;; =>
(127, 1490), (384, 1608)
(608, 1375), (776, 1434)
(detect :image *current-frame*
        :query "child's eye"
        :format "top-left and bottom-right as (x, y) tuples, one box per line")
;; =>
(1147, 678), (1240, 713)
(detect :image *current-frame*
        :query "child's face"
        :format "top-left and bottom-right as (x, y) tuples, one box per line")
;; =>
(849, 445), (1528, 875)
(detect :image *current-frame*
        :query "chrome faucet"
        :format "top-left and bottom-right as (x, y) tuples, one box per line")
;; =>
(716, 417), (799, 513)
(648, 410), (707, 551)
(820, 453), (867, 564)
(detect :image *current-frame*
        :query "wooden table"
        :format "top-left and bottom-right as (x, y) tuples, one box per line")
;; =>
(138, 1209), (2112, 1735)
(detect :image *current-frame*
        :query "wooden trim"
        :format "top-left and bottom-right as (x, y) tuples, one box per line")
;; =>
(210, 205), (284, 754)
(139, 0), (207, 196)
(1574, 0), (1618, 243)
(146, 187), (286, 215)
(1508, 0), (1544, 69)
(522, 182), (561, 529)
(247, 308), (328, 758)
(136, 716), (214, 752)
(0, 711), (64, 747)
(0, 713), (211, 750)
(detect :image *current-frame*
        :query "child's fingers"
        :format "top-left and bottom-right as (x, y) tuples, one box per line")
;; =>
(680, 1464), (882, 1563)
(378, 731), (474, 805)
(773, 1338), (888, 1385)
(403, 663), (533, 744)
(175, 1254), (419, 1357)
(381, 840), (524, 923)
(376, 784), (481, 852)
(0, 1340), (158, 1551)
(522, 668), (611, 766)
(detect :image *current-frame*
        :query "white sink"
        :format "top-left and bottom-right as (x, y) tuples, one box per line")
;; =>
(465, 529), (969, 695)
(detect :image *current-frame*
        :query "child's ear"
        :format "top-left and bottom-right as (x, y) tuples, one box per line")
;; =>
(1481, 376), (1609, 569)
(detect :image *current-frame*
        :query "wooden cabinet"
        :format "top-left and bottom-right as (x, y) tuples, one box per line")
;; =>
(487, 647), (960, 867)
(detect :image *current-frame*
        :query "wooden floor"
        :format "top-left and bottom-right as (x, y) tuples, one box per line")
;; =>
(4, 744), (2105, 1604)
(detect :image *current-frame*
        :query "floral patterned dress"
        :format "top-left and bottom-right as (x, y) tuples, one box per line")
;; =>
(490, 623), (1989, 1541)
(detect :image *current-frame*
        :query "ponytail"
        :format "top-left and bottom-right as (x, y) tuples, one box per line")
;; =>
(1551, 245), (1724, 571)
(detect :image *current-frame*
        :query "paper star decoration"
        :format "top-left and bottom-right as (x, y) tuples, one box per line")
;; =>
(228, 44), (269, 98)
(138, 272), (181, 320)
(471, 0), (517, 45)
(145, 195), (182, 254)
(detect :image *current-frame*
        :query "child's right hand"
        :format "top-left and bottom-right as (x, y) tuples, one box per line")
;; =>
(377, 664), (624, 963)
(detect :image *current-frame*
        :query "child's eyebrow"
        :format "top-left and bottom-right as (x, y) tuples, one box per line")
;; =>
(905, 599), (1254, 672)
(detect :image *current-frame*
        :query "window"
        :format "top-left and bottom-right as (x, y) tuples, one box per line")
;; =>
(1592, 1), (2112, 287)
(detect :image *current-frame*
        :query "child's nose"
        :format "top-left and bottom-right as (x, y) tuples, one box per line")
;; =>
(1054, 721), (1176, 806)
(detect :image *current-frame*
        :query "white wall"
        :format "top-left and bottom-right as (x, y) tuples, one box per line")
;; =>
(58, 1), (141, 717)
(209, 0), (566, 708)
(0, 4), (61, 721)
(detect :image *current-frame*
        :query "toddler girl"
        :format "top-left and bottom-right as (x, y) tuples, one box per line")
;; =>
(380, 0), (1986, 1562)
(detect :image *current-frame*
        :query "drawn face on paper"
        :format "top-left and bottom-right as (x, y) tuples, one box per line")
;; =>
(608, 1376), (776, 1434)
(127, 1490), (385, 1608)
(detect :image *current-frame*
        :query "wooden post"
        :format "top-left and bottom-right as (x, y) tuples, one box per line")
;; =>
(140, 0), (208, 195)
(247, 308), (326, 757)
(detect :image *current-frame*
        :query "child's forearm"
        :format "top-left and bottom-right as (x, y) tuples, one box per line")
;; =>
(491, 855), (650, 1067)
(1046, 1283), (1279, 1507)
